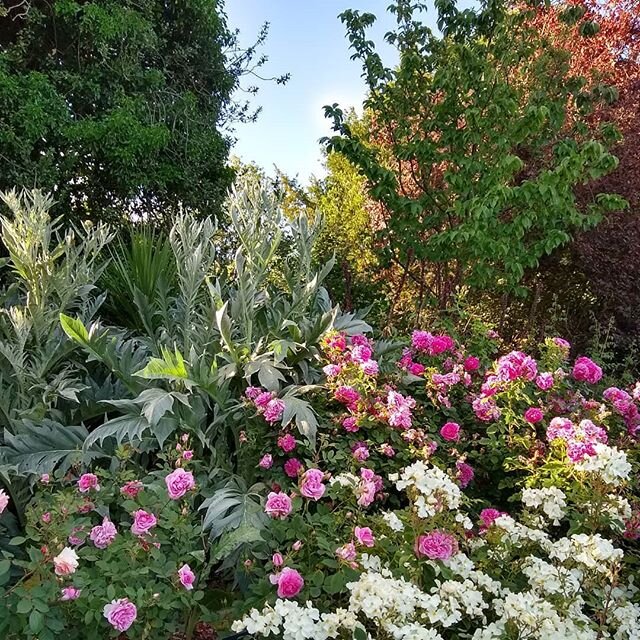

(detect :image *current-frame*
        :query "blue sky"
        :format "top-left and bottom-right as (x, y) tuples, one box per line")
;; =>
(223, 1), (405, 181)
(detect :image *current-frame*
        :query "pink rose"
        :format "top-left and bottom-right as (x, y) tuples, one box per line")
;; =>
(264, 398), (285, 423)
(60, 586), (81, 601)
(414, 530), (458, 560)
(178, 564), (196, 591)
(254, 391), (273, 408)
(283, 458), (303, 478)
(259, 453), (274, 469)
(89, 517), (118, 549)
(572, 356), (603, 384)
(41, 512), (51, 524)
(380, 443), (395, 457)
(0, 489), (9, 515)
(351, 442), (370, 462)
(323, 364), (342, 378)
(351, 344), (373, 363)
(439, 422), (461, 442)
(182, 450), (193, 461)
(165, 468), (195, 500)
(40, 474), (50, 484)
(120, 480), (143, 498)
(354, 526), (375, 547)
(276, 567), (304, 598)
(408, 362), (426, 376)
(299, 468), (326, 501)
(245, 386), (264, 400)
(53, 547), (79, 576)
(535, 372), (554, 390)
(336, 542), (357, 562)
(77, 473), (100, 493)
(277, 433), (297, 453)
(131, 510), (157, 536)
(480, 508), (504, 531)
(264, 491), (292, 519)
(524, 407), (544, 424)
(103, 598), (137, 632)
(342, 416), (359, 432)
(360, 359), (379, 376)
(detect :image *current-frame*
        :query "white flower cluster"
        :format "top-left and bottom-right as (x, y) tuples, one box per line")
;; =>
(521, 487), (567, 525)
(230, 599), (359, 640)
(522, 556), (582, 598)
(473, 590), (597, 640)
(574, 444), (632, 486)
(610, 603), (640, 640)
(493, 514), (553, 552)
(382, 510), (405, 531)
(549, 533), (624, 575)
(390, 461), (461, 518)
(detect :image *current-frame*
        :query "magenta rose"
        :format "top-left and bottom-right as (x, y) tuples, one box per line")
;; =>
(299, 468), (326, 501)
(463, 356), (480, 372)
(342, 416), (359, 432)
(283, 458), (303, 478)
(276, 567), (304, 598)
(572, 356), (603, 384)
(131, 510), (157, 537)
(103, 598), (137, 632)
(456, 461), (474, 488)
(535, 372), (554, 391)
(258, 453), (274, 469)
(165, 468), (195, 500)
(264, 491), (292, 519)
(523, 407), (544, 424)
(77, 473), (100, 493)
(264, 398), (285, 423)
(479, 508), (505, 531)
(414, 530), (458, 560)
(439, 421), (461, 442)
(277, 433), (297, 453)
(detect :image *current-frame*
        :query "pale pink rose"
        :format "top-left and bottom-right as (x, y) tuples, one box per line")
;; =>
(131, 510), (157, 536)
(182, 450), (193, 461)
(60, 586), (81, 601)
(259, 453), (274, 469)
(354, 526), (375, 547)
(322, 364), (342, 378)
(414, 530), (458, 560)
(264, 491), (292, 519)
(292, 540), (303, 551)
(120, 480), (143, 498)
(103, 598), (137, 632)
(336, 542), (357, 562)
(53, 547), (79, 576)
(41, 512), (51, 524)
(440, 422), (461, 442)
(89, 517), (117, 549)
(360, 359), (379, 376)
(77, 473), (100, 493)
(165, 468), (195, 500)
(272, 552), (284, 567)
(276, 567), (304, 598)
(299, 468), (326, 501)
(40, 474), (50, 484)
(178, 564), (196, 590)
(380, 443), (396, 457)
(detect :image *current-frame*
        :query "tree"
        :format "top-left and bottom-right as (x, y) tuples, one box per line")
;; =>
(324, 0), (625, 319)
(0, 0), (283, 225)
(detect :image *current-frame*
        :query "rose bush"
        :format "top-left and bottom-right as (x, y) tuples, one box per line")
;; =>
(231, 329), (640, 639)
(0, 436), (211, 639)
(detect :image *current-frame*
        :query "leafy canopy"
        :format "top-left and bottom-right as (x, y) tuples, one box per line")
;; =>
(324, 0), (626, 307)
(0, 0), (284, 225)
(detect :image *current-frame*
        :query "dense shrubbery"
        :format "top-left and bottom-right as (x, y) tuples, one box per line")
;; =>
(1, 1), (639, 638)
